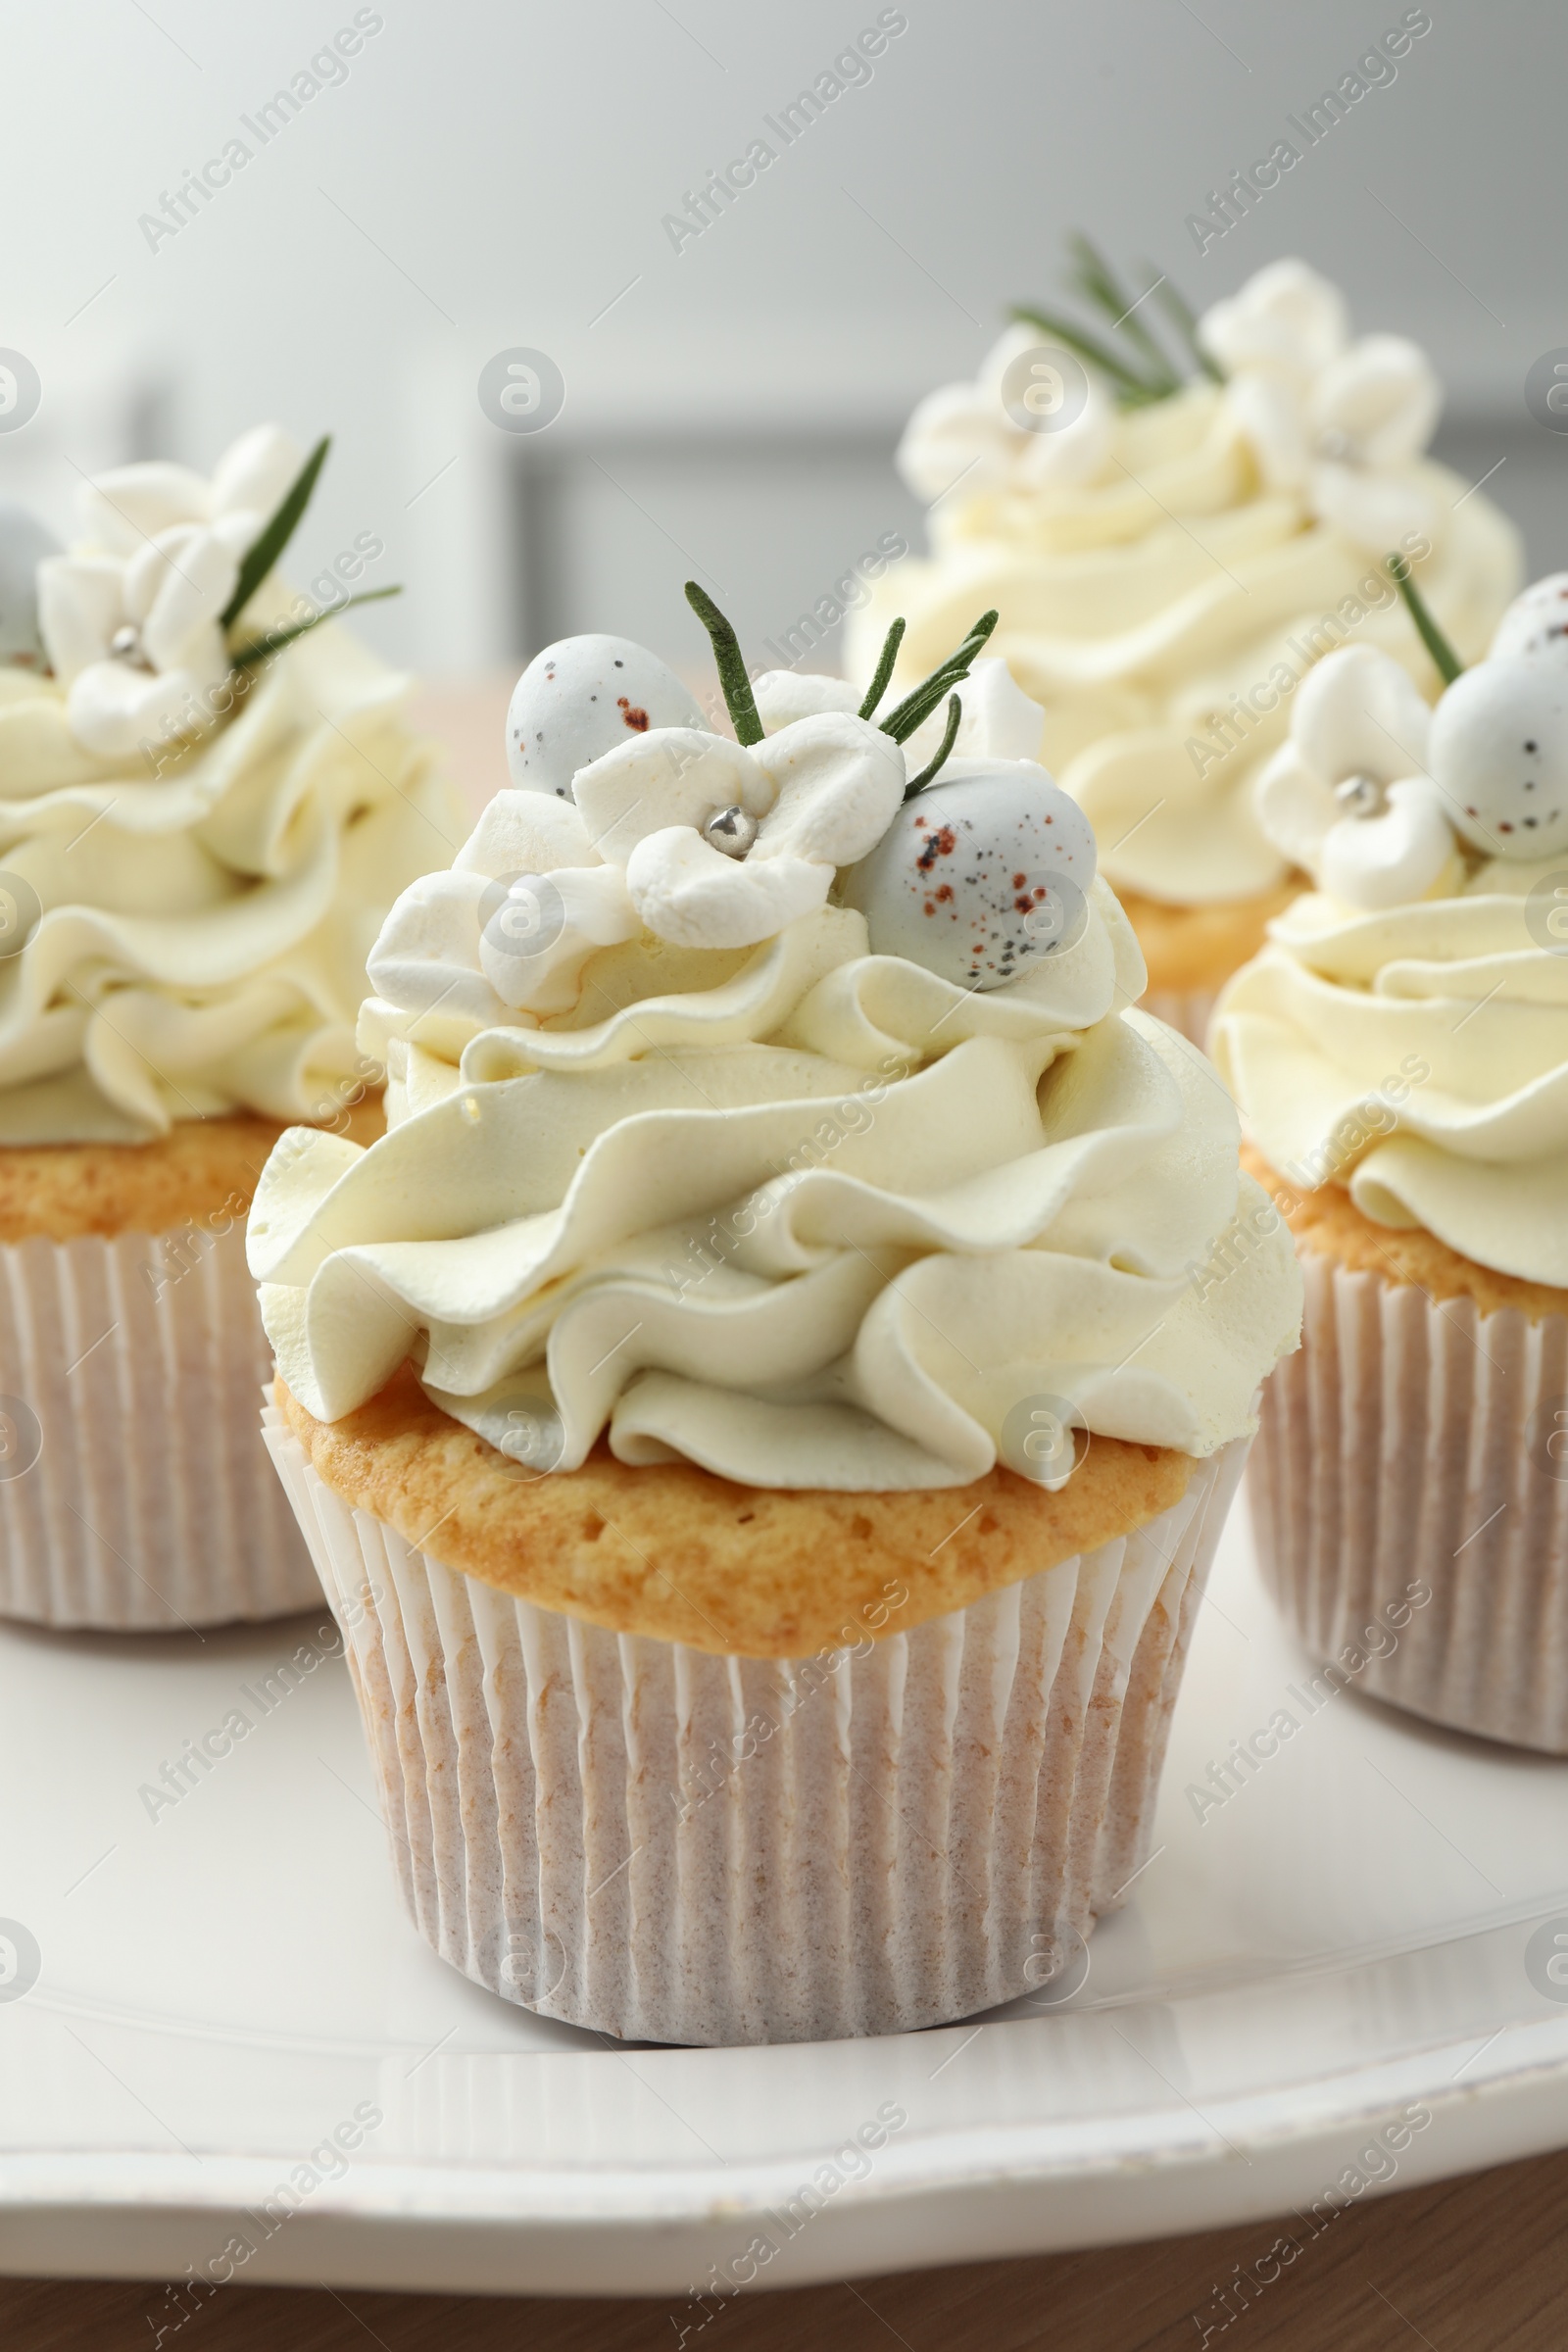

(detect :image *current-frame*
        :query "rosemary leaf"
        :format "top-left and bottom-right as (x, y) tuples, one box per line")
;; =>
(1068, 234), (1180, 394)
(220, 435), (331, 631)
(858, 615), (906, 719)
(1007, 305), (1151, 401)
(229, 584), (402, 669)
(684, 581), (764, 745)
(1387, 554), (1463, 685)
(903, 694), (962, 798)
(879, 610), (998, 744)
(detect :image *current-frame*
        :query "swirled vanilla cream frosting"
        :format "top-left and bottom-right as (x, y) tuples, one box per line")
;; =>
(250, 623), (1301, 1492)
(1211, 876), (1568, 1287)
(853, 260), (1520, 909)
(1212, 574), (1568, 1290)
(0, 426), (463, 1142)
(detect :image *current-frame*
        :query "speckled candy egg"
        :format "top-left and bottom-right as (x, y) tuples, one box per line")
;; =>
(841, 760), (1099, 989)
(1428, 658), (1568, 857)
(0, 503), (60, 668)
(506, 634), (710, 799)
(1489, 574), (1568, 664)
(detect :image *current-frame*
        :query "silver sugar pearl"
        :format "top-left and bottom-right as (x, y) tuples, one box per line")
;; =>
(1334, 772), (1386, 818)
(108, 623), (148, 666)
(703, 804), (758, 858)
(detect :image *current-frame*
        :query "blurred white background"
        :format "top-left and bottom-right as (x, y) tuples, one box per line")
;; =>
(2, 0), (1564, 695)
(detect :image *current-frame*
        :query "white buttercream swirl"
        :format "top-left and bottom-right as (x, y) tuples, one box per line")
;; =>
(0, 431), (464, 1141)
(250, 672), (1302, 1492)
(1211, 869), (1568, 1287)
(860, 264), (1520, 910)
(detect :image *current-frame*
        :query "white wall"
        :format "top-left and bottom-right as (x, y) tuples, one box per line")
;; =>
(3, 0), (1564, 677)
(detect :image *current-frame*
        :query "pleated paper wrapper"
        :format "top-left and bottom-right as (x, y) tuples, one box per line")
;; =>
(264, 1405), (1247, 2045)
(1250, 1250), (1568, 1753)
(0, 1225), (322, 1631)
(1141, 985), (1221, 1054)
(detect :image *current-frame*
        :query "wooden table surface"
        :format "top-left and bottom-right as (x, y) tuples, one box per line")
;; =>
(6, 2142), (1568, 2349)
(12, 679), (1563, 2348)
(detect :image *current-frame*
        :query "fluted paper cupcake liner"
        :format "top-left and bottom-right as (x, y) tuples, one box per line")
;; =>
(1141, 985), (1221, 1054)
(264, 1407), (1247, 2044)
(0, 1225), (321, 1631)
(1250, 1250), (1568, 1752)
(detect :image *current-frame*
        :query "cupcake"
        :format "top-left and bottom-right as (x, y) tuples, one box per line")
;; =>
(851, 249), (1520, 1043)
(253, 591), (1300, 2045)
(0, 427), (463, 1630)
(1211, 566), (1568, 1751)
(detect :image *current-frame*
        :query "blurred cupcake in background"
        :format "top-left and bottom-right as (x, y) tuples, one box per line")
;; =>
(256, 588), (1300, 2045)
(0, 427), (463, 1630)
(853, 248), (1521, 1043)
(1211, 565), (1568, 1751)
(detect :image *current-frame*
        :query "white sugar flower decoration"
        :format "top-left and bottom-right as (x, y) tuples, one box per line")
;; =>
(898, 323), (1113, 505)
(577, 713), (906, 949)
(571, 586), (996, 951)
(363, 705), (906, 1023)
(1253, 644), (1455, 907)
(1199, 260), (1440, 551)
(36, 424), (302, 759)
(1254, 564), (1568, 908)
(367, 601), (1017, 1035)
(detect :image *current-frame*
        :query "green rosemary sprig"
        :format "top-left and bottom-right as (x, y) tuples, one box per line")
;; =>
(1067, 235), (1180, 398)
(229, 584), (402, 669)
(878, 611), (999, 744)
(1010, 236), (1220, 411)
(903, 694), (961, 798)
(220, 436), (331, 630)
(1387, 553), (1462, 685)
(684, 581), (764, 745)
(858, 615), (906, 719)
(1008, 305), (1153, 403)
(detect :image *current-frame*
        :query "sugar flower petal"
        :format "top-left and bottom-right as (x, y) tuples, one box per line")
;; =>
(1313, 335), (1440, 469)
(902, 657), (1045, 770)
(1294, 645), (1433, 787)
(77, 462), (211, 555)
(752, 671), (863, 732)
(132, 526), (240, 672)
(1318, 776), (1458, 908)
(35, 557), (124, 683)
(572, 727), (769, 864)
(624, 825), (830, 948)
(750, 712), (906, 869)
(65, 659), (220, 760)
(897, 381), (1019, 504)
(209, 423), (303, 525)
(451, 787), (600, 880)
(1199, 259), (1348, 378)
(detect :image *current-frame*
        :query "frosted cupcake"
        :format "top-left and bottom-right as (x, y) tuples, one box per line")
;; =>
(852, 250), (1520, 1043)
(253, 589), (1299, 2044)
(0, 427), (462, 1629)
(1211, 567), (1568, 1751)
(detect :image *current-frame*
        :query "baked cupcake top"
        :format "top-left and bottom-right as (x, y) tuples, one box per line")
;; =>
(1211, 569), (1568, 1288)
(251, 591), (1301, 1493)
(0, 427), (460, 1142)
(852, 254), (1519, 910)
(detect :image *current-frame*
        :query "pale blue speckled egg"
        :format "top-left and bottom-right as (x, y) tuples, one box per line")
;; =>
(842, 760), (1098, 990)
(506, 634), (710, 799)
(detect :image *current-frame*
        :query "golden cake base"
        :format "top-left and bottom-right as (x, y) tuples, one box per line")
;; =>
(275, 1367), (1193, 1660)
